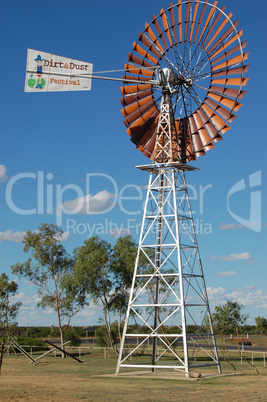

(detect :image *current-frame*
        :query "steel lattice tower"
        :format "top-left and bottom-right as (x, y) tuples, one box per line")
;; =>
(116, 88), (221, 376)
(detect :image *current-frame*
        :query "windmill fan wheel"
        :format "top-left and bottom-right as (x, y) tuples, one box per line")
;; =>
(121, 0), (249, 163)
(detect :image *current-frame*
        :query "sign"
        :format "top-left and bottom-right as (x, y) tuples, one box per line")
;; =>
(25, 49), (93, 92)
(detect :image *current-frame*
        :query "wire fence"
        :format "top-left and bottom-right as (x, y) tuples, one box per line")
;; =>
(3, 344), (267, 367)
(5, 345), (112, 360)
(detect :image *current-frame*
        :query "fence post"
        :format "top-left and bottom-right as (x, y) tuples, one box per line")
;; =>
(104, 348), (106, 359)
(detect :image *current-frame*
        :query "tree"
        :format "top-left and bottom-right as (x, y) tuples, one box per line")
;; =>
(109, 235), (138, 340)
(0, 273), (21, 340)
(72, 236), (115, 350)
(255, 316), (267, 334)
(11, 223), (82, 351)
(72, 235), (157, 351)
(72, 235), (145, 351)
(95, 322), (119, 348)
(212, 301), (260, 374)
(212, 300), (248, 335)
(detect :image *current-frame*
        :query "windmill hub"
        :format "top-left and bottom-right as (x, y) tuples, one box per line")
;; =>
(160, 68), (192, 93)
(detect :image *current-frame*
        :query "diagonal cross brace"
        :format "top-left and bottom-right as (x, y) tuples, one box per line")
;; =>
(29, 340), (71, 363)
(9, 340), (39, 365)
(44, 339), (83, 363)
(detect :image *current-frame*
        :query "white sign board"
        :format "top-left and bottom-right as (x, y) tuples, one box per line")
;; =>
(25, 49), (93, 92)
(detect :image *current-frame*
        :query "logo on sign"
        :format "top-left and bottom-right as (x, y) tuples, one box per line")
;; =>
(27, 54), (46, 89)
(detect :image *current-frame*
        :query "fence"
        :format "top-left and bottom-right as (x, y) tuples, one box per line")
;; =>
(239, 350), (266, 367)
(4, 345), (114, 360)
(3, 344), (266, 367)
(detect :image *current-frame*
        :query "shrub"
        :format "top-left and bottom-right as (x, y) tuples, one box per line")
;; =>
(64, 328), (81, 346)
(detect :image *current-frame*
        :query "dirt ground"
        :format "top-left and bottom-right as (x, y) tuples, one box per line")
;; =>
(0, 355), (266, 401)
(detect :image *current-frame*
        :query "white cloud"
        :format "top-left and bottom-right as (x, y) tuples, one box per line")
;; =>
(0, 230), (70, 243)
(43, 308), (55, 315)
(61, 232), (70, 242)
(207, 286), (267, 311)
(55, 231), (70, 242)
(219, 223), (244, 230)
(209, 252), (252, 262)
(219, 222), (262, 231)
(13, 292), (40, 305)
(0, 230), (26, 243)
(216, 271), (238, 277)
(14, 292), (58, 326)
(207, 286), (227, 301)
(228, 288), (267, 310)
(57, 190), (115, 215)
(0, 165), (9, 183)
(109, 228), (132, 238)
(13, 291), (102, 326)
(12, 292), (41, 324)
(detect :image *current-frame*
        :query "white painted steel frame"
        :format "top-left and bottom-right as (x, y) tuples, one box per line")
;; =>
(116, 92), (221, 377)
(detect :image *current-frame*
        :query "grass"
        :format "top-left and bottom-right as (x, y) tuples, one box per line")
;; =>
(216, 334), (267, 347)
(0, 349), (267, 401)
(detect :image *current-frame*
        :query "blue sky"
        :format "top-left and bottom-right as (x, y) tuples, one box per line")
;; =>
(0, 0), (266, 327)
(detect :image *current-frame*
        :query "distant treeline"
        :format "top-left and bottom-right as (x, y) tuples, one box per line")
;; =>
(0, 324), (260, 339)
(0, 326), (96, 339)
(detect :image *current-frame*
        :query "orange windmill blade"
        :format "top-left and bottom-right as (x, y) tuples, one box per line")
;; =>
(121, 0), (249, 163)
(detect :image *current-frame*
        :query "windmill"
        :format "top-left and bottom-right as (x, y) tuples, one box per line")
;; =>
(116, 0), (249, 376)
(23, 0), (248, 378)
